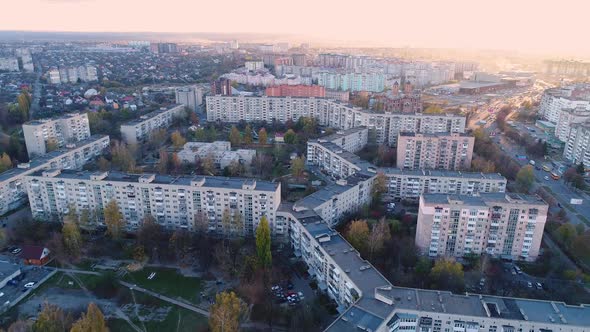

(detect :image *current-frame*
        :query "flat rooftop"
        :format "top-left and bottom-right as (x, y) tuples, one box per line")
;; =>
(121, 104), (183, 126)
(376, 168), (506, 181)
(23, 112), (85, 126)
(319, 127), (368, 143)
(0, 135), (109, 183)
(422, 192), (547, 206)
(294, 174), (372, 211)
(27, 169), (279, 192)
(309, 141), (375, 176)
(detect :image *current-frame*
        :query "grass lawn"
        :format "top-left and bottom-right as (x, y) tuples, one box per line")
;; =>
(143, 306), (208, 332)
(107, 319), (137, 332)
(123, 267), (203, 304)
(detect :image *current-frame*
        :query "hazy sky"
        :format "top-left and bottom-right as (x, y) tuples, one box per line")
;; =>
(1, 0), (588, 56)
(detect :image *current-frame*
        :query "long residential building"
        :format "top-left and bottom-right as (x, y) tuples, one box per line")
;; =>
(0, 135), (110, 215)
(317, 71), (385, 92)
(120, 104), (185, 144)
(416, 193), (548, 262)
(23, 113), (91, 157)
(177, 141), (256, 169)
(563, 121), (590, 167)
(175, 86), (203, 111)
(206, 96), (466, 145)
(25, 170), (283, 237)
(555, 106), (590, 142)
(397, 132), (474, 171)
(539, 85), (590, 124)
(281, 200), (589, 332)
(380, 169), (507, 200)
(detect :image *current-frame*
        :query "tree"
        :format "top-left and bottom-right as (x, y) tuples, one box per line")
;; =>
(194, 128), (207, 141)
(193, 211), (208, 234)
(171, 130), (186, 149)
(137, 215), (162, 255)
(169, 229), (191, 263)
(17, 91), (31, 120)
(111, 141), (136, 172)
(97, 157), (110, 172)
(516, 165), (535, 192)
(104, 199), (124, 239)
(251, 154), (273, 178)
(255, 216), (272, 269)
(46, 137), (59, 152)
(133, 245), (146, 263)
(367, 218), (390, 259)
(8, 320), (32, 332)
(157, 148), (170, 174)
(290, 156), (305, 180)
(201, 154), (216, 175)
(577, 162), (585, 174)
(32, 302), (72, 332)
(70, 303), (108, 332)
(423, 105), (443, 114)
(0, 152), (12, 173)
(222, 208), (232, 237)
(430, 258), (464, 293)
(148, 128), (168, 149)
(371, 172), (388, 202)
(554, 223), (577, 247)
(243, 125), (253, 145)
(283, 129), (297, 144)
(209, 291), (243, 332)
(345, 220), (370, 254)
(229, 126), (241, 146)
(231, 212), (244, 237)
(258, 128), (268, 145)
(62, 222), (82, 258)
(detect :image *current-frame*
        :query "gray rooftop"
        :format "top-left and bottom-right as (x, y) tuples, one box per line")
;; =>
(319, 126), (368, 143)
(121, 104), (183, 126)
(0, 135), (109, 183)
(26, 169), (279, 192)
(294, 174), (372, 211)
(421, 193), (547, 207)
(376, 168), (506, 181)
(309, 141), (375, 176)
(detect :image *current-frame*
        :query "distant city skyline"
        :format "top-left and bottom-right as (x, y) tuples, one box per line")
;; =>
(1, 0), (589, 57)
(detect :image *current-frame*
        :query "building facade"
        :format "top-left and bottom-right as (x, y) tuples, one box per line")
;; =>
(563, 121), (590, 167)
(397, 133), (474, 171)
(0, 135), (110, 215)
(379, 169), (507, 200)
(265, 85), (325, 98)
(175, 86), (203, 111)
(416, 193), (548, 261)
(206, 96), (466, 146)
(539, 86), (590, 124)
(25, 170), (282, 237)
(317, 71), (385, 92)
(177, 141), (256, 169)
(23, 113), (91, 157)
(120, 104), (185, 144)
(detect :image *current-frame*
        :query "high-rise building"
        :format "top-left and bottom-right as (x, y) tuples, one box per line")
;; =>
(120, 105), (186, 144)
(177, 141), (256, 169)
(47, 68), (61, 84)
(150, 43), (178, 54)
(416, 193), (548, 261)
(563, 121), (590, 167)
(0, 135), (109, 215)
(0, 57), (19, 72)
(206, 96), (466, 146)
(291, 54), (307, 66)
(539, 85), (590, 124)
(175, 86), (203, 111)
(396, 132), (474, 171)
(26, 170), (282, 237)
(23, 113), (91, 157)
(245, 61), (264, 71)
(317, 71), (385, 92)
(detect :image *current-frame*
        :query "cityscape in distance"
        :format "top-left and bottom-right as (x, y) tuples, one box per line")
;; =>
(1, 1), (590, 331)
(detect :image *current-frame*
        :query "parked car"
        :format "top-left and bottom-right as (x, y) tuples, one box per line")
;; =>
(527, 282), (533, 288)
(24, 282), (36, 288)
(11, 248), (21, 255)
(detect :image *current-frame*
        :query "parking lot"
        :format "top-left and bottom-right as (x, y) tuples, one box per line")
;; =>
(0, 262), (53, 310)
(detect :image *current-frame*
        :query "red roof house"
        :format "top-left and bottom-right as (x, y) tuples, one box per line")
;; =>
(20, 246), (50, 265)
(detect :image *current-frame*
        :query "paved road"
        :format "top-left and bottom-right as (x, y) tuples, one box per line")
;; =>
(119, 281), (210, 317)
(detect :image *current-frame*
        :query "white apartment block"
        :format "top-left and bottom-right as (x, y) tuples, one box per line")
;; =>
(120, 104), (185, 144)
(46, 65), (98, 84)
(416, 193), (548, 262)
(25, 170), (282, 237)
(47, 68), (61, 84)
(321, 127), (369, 153)
(539, 86), (590, 124)
(175, 86), (203, 111)
(292, 175), (374, 227)
(307, 141), (375, 179)
(206, 96), (466, 146)
(555, 106), (590, 142)
(0, 135), (109, 215)
(23, 113), (91, 157)
(563, 121), (590, 167)
(379, 168), (507, 200)
(0, 57), (19, 72)
(177, 141), (256, 169)
(397, 132), (474, 171)
(245, 61), (265, 71)
(282, 202), (588, 332)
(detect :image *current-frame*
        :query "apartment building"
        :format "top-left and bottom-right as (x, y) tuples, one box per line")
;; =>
(307, 140), (375, 179)
(555, 106), (590, 142)
(175, 86), (203, 111)
(265, 85), (325, 98)
(292, 175), (374, 227)
(25, 170), (282, 237)
(317, 71), (385, 92)
(379, 168), (507, 200)
(206, 96), (466, 146)
(0, 57), (19, 72)
(22, 113), (91, 157)
(0, 135), (109, 215)
(282, 202), (588, 332)
(120, 104), (185, 144)
(416, 193), (548, 261)
(177, 141), (255, 169)
(539, 86), (590, 124)
(397, 132), (474, 171)
(563, 121), (590, 167)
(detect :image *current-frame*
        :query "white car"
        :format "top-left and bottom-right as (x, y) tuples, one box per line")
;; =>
(0, 292), (4, 297)
(544, 176), (549, 181)
(24, 282), (35, 288)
